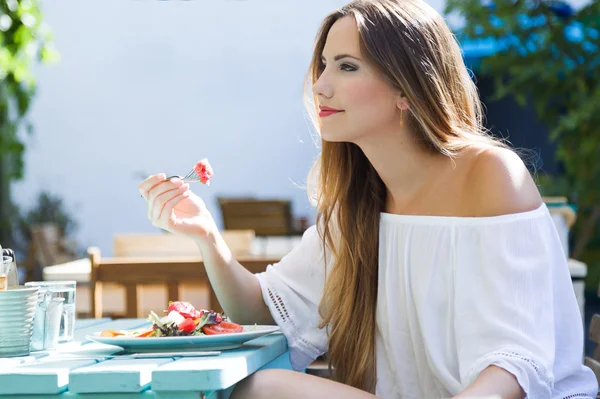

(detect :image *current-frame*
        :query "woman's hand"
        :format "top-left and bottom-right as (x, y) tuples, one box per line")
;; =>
(138, 173), (218, 241)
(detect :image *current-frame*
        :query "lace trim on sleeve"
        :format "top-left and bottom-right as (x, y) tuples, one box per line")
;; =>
(264, 284), (323, 361)
(465, 348), (554, 397)
(482, 350), (553, 388)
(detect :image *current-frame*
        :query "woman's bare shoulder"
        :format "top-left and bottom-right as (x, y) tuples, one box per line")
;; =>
(461, 145), (542, 217)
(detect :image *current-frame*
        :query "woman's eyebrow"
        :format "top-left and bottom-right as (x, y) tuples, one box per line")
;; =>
(320, 54), (362, 62)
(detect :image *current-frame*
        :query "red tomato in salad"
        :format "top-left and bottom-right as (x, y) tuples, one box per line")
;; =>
(167, 301), (203, 319)
(178, 319), (196, 333)
(202, 321), (243, 335)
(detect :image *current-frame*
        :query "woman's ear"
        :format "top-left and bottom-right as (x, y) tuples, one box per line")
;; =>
(396, 95), (410, 111)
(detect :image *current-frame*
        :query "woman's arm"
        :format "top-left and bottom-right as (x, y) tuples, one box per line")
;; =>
(452, 147), (543, 399)
(138, 174), (274, 325)
(453, 366), (525, 399)
(196, 229), (275, 325)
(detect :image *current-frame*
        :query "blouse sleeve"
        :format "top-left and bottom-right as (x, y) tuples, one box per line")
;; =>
(254, 225), (329, 371)
(453, 209), (585, 398)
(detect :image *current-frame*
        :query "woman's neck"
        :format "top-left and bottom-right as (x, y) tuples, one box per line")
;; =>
(355, 131), (451, 213)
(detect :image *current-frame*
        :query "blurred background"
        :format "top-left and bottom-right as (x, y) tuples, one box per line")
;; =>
(0, 0), (598, 356)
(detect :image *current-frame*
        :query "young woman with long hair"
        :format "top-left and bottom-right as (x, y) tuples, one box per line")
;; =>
(138, 1), (598, 397)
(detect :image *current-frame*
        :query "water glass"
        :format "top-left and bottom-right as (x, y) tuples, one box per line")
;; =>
(25, 281), (76, 342)
(31, 290), (65, 351)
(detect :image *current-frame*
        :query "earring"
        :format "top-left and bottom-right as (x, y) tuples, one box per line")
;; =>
(400, 108), (404, 128)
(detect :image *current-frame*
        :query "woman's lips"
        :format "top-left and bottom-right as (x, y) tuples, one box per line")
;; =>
(319, 109), (343, 118)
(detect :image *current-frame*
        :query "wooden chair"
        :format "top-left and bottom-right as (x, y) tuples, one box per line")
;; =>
(23, 223), (79, 281)
(30, 224), (79, 265)
(217, 198), (294, 237)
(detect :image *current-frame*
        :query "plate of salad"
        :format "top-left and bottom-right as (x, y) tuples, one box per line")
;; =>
(86, 301), (280, 352)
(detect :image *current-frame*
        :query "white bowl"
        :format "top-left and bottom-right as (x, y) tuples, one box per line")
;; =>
(0, 304), (36, 311)
(0, 286), (39, 297)
(0, 286), (38, 357)
(0, 344), (31, 357)
(0, 336), (32, 346)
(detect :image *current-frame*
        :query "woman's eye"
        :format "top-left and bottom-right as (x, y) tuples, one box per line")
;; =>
(340, 63), (357, 72)
(318, 62), (357, 73)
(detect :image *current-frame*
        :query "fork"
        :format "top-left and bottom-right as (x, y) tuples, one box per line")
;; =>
(139, 168), (202, 198)
(165, 168), (203, 183)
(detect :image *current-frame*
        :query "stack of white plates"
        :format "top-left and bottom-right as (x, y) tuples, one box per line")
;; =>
(0, 286), (39, 357)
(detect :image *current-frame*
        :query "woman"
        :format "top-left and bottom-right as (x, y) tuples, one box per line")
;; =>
(138, 0), (598, 397)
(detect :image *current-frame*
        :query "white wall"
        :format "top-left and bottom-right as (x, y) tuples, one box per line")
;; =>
(13, 0), (353, 256)
(10, 0), (588, 257)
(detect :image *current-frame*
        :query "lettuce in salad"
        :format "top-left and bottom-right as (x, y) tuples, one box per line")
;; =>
(146, 307), (227, 337)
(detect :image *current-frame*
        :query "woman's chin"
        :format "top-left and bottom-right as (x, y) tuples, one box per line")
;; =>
(320, 130), (352, 143)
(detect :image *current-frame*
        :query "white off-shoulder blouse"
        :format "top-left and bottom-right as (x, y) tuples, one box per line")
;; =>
(254, 204), (598, 398)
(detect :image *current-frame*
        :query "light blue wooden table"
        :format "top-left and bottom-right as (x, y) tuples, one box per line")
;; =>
(0, 318), (290, 398)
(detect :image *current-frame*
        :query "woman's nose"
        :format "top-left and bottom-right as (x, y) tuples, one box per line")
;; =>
(313, 73), (333, 99)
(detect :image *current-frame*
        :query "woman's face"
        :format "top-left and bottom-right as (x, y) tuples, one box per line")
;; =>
(313, 16), (403, 144)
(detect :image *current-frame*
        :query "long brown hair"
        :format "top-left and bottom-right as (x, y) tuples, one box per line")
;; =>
(304, 0), (506, 393)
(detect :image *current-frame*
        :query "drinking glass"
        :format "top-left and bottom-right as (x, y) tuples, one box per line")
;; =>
(25, 281), (76, 342)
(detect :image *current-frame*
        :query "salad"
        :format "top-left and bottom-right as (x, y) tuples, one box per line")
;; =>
(100, 301), (244, 338)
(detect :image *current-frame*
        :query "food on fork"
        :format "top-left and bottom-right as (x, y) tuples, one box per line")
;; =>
(100, 301), (243, 338)
(162, 159), (213, 185)
(194, 158), (213, 185)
